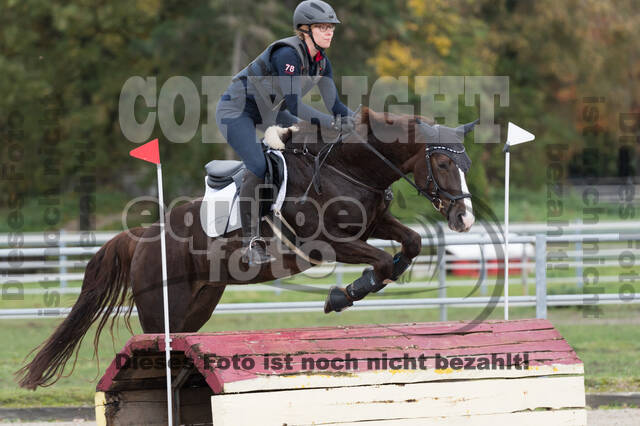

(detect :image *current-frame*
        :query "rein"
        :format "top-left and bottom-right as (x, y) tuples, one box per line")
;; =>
(283, 141), (386, 200)
(282, 124), (471, 215)
(347, 130), (471, 215)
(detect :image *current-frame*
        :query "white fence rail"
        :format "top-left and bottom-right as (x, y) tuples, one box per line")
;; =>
(2, 222), (639, 319)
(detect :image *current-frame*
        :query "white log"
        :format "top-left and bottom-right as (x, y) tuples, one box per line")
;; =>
(211, 376), (585, 425)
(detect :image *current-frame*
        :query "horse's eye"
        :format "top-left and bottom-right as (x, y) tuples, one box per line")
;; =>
(438, 163), (448, 170)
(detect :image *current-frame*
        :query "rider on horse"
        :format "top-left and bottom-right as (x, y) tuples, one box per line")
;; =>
(216, 0), (355, 266)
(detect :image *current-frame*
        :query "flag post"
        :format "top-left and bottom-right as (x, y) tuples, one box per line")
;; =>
(129, 139), (173, 425)
(156, 161), (173, 425)
(504, 145), (510, 320)
(503, 123), (535, 321)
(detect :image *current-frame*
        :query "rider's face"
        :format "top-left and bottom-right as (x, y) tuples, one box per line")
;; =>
(310, 23), (335, 49)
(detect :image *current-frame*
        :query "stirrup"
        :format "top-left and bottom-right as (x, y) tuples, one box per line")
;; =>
(242, 237), (274, 265)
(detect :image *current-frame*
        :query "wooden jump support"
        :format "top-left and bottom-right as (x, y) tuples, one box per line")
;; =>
(95, 319), (586, 425)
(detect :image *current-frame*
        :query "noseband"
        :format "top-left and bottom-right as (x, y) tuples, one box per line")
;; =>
(425, 145), (472, 215)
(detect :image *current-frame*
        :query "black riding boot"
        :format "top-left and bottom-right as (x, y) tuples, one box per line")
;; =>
(239, 170), (274, 265)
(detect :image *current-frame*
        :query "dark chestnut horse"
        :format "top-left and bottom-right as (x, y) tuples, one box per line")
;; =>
(17, 106), (476, 389)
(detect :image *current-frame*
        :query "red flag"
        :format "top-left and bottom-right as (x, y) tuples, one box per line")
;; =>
(129, 139), (160, 164)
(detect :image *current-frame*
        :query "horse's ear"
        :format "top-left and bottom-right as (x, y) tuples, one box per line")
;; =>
(457, 119), (479, 137)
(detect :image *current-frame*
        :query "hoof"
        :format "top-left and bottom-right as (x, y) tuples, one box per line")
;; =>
(324, 286), (353, 314)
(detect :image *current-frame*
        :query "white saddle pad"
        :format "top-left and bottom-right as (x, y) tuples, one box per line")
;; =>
(200, 150), (288, 238)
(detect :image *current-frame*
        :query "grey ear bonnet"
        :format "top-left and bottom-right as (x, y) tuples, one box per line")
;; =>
(416, 119), (477, 173)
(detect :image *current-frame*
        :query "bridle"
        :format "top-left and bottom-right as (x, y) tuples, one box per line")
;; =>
(424, 145), (472, 215)
(282, 109), (473, 215)
(290, 126), (472, 216)
(357, 138), (472, 216)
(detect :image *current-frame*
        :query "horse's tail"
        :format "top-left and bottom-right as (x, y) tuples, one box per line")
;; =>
(15, 227), (145, 390)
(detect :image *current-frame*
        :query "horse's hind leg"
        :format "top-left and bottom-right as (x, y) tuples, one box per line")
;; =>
(131, 267), (191, 332)
(133, 267), (225, 332)
(181, 282), (226, 332)
(130, 230), (196, 333)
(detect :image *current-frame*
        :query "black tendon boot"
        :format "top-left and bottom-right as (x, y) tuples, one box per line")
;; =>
(239, 170), (274, 265)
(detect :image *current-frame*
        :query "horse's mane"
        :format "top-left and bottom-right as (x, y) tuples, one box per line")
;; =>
(283, 106), (434, 154)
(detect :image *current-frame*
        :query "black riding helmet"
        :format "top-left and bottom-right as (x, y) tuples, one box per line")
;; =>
(293, 1), (340, 54)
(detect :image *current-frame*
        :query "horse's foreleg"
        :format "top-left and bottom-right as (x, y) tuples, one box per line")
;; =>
(323, 240), (394, 314)
(369, 211), (422, 282)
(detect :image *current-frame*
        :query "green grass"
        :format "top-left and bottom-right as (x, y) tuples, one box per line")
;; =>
(1, 318), (144, 408)
(556, 322), (640, 394)
(2, 304), (639, 407)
